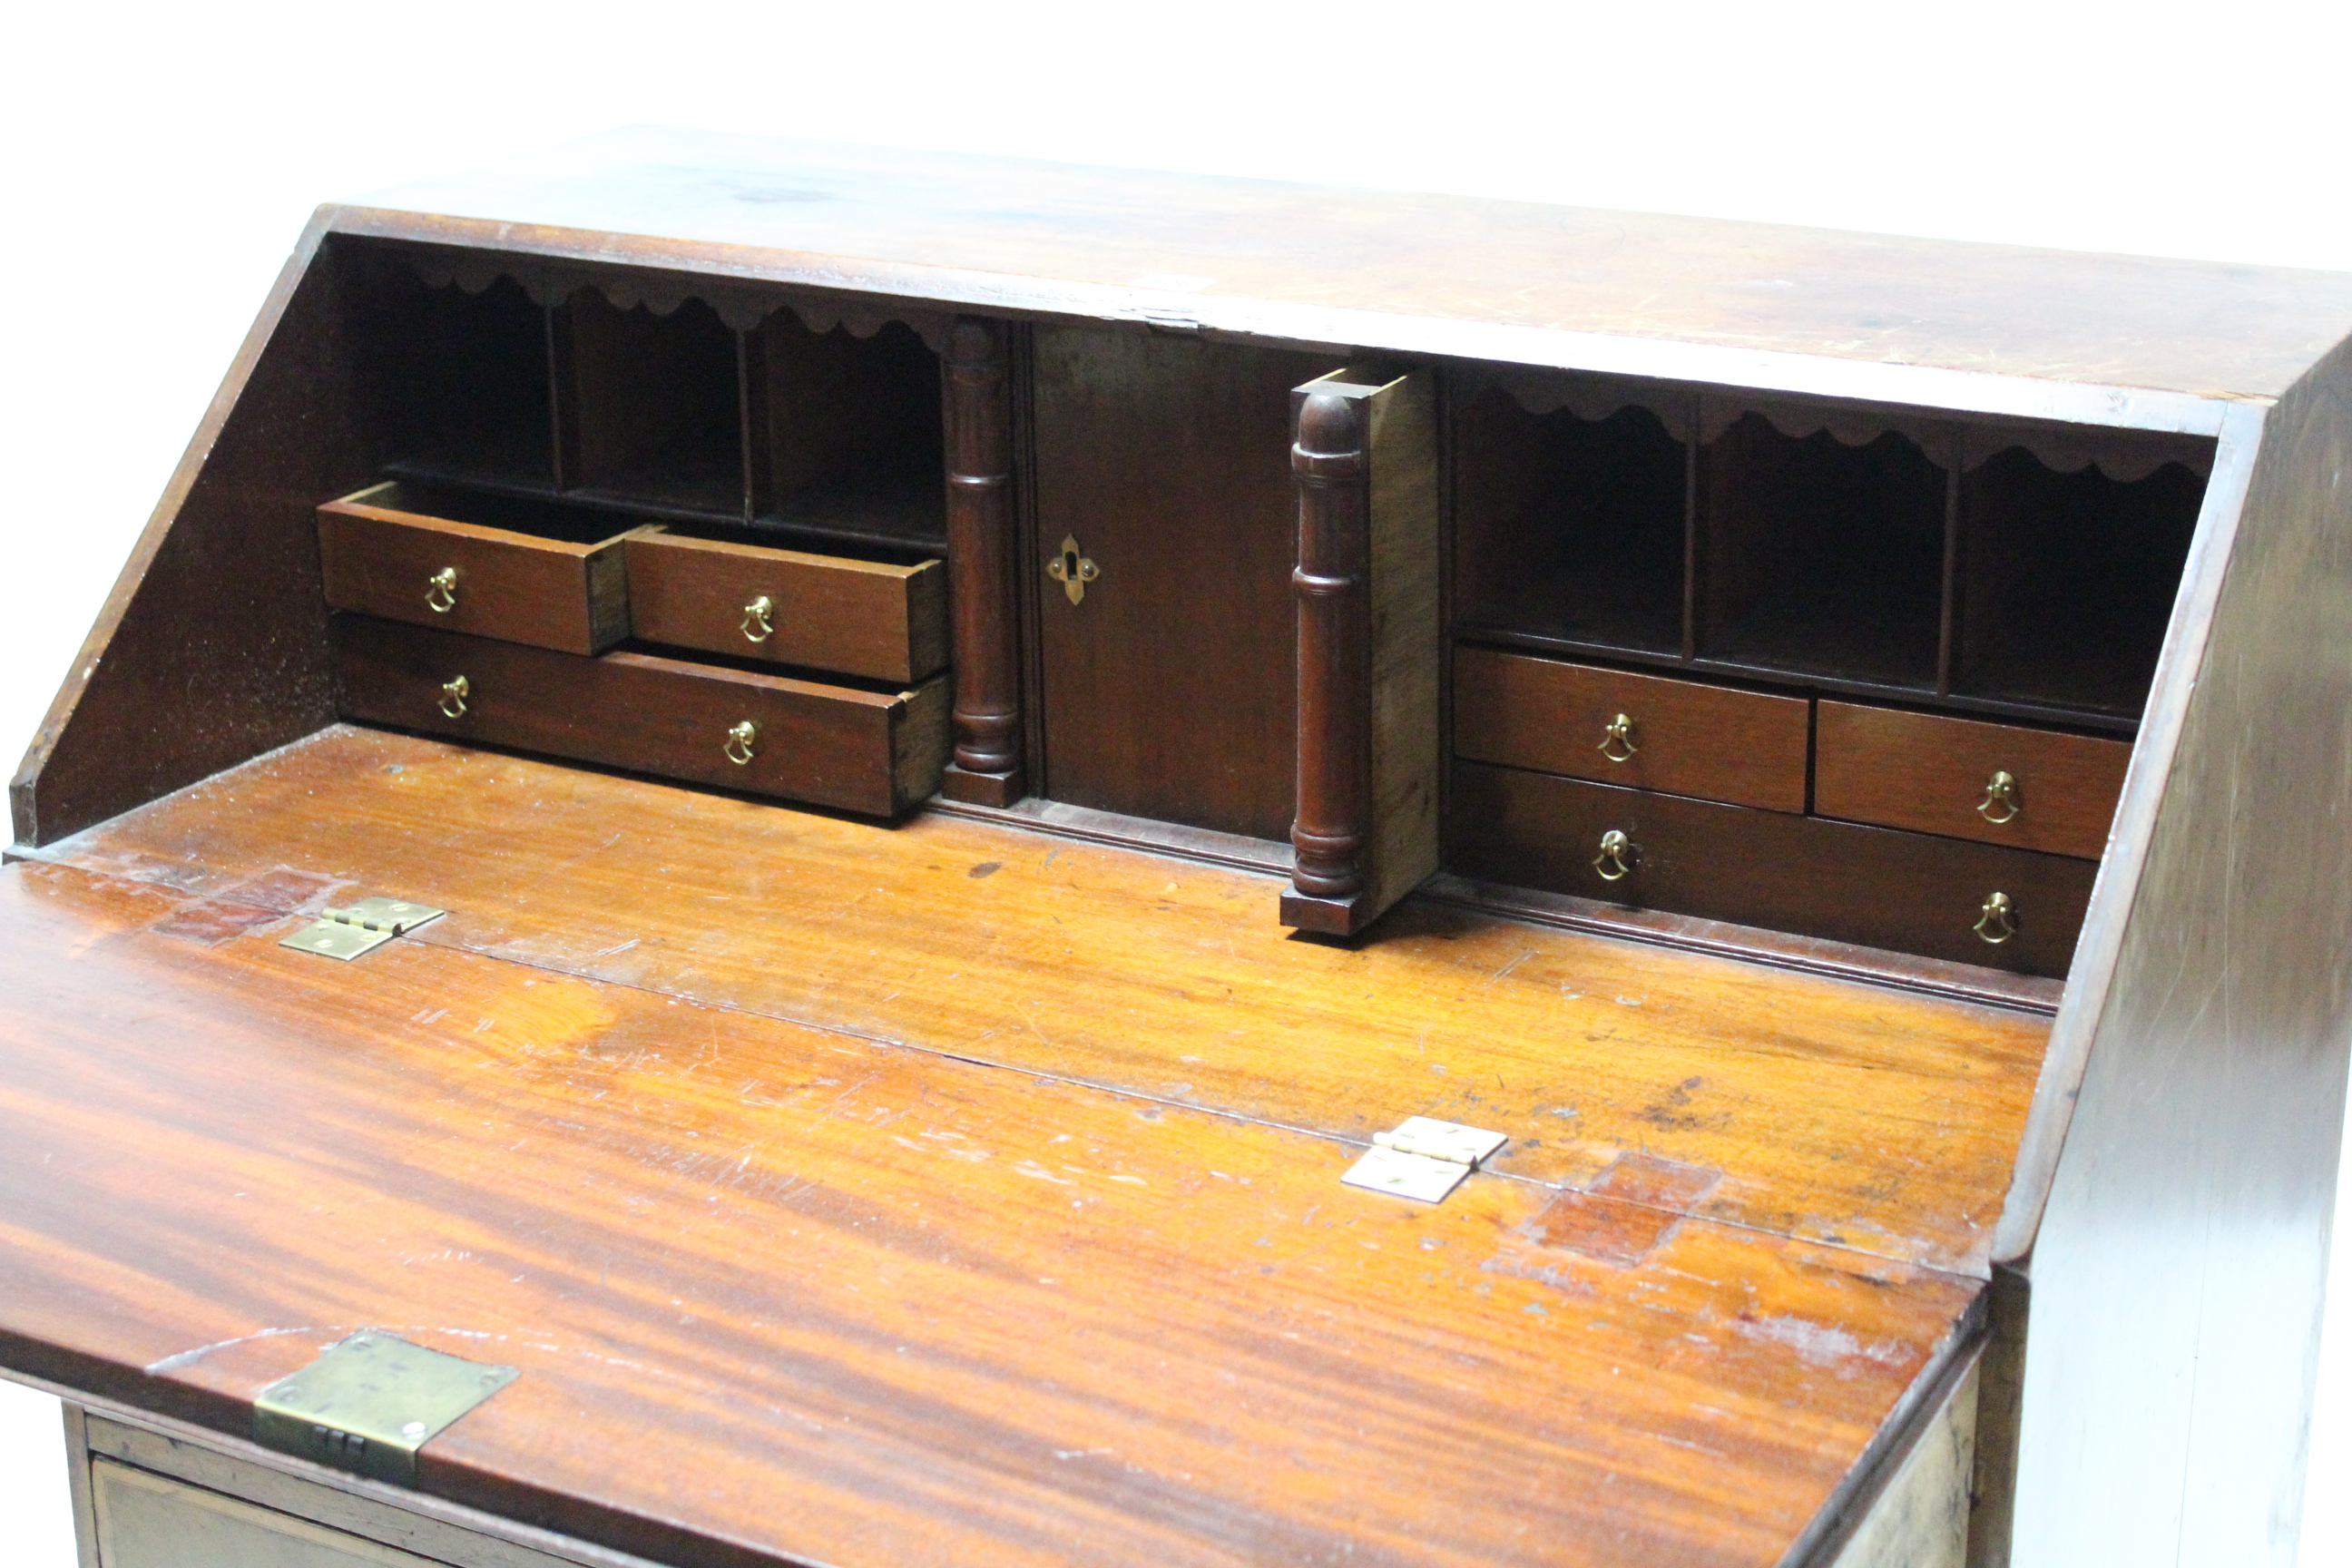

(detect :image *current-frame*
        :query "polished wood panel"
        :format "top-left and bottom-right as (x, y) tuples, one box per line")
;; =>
(1454, 649), (1813, 813)
(0, 855), (1985, 1568)
(942, 316), (1024, 805)
(1449, 762), (2095, 977)
(1031, 327), (1331, 841)
(1815, 703), (2131, 860)
(9, 225), (363, 848)
(623, 527), (946, 682)
(332, 618), (946, 818)
(318, 485), (637, 656)
(348, 131), (2352, 404)
(33, 725), (2051, 1279)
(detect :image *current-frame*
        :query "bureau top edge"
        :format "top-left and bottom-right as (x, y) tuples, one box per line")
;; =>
(315, 127), (2352, 422)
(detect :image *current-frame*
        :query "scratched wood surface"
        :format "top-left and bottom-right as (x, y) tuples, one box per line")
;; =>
(29, 725), (2050, 1279)
(0, 854), (1979, 1568)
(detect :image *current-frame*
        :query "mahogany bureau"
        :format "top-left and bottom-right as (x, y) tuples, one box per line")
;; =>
(5, 128), (2352, 1568)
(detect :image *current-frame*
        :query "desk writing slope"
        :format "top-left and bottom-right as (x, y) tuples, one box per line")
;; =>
(8, 128), (2352, 1568)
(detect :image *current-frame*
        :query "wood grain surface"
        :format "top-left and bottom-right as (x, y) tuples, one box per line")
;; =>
(1453, 648), (1812, 813)
(0, 844), (1986, 1568)
(31, 725), (2047, 1279)
(1813, 703), (2131, 860)
(340, 129), (2352, 407)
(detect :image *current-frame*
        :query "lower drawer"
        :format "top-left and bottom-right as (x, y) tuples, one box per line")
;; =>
(1448, 762), (2096, 976)
(335, 617), (948, 818)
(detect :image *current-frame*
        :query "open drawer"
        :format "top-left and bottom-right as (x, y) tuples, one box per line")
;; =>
(317, 482), (642, 655)
(624, 525), (947, 684)
(333, 616), (949, 818)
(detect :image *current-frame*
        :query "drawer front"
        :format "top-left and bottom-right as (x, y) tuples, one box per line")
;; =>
(93, 1458), (441, 1568)
(1449, 761), (2094, 976)
(318, 503), (632, 655)
(1453, 648), (1809, 812)
(1815, 702), (2131, 859)
(626, 531), (947, 683)
(335, 617), (947, 818)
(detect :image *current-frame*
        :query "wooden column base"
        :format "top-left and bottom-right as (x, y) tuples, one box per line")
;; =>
(1279, 887), (1374, 936)
(940, 764), (1024, 808)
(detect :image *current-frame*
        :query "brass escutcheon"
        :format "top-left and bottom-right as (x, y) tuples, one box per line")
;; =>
(724, 720), (759, 766)
(437, 674), (470, 719)
(1974, 891), (2017, 945)
(1593, 828), (1634, 882)
(1598, 712), (1639, 763)
(1977, 769), (2021, 824)
(426, 566), (458, 613)
(1045, 534), (1100, 605)
(741, 594), (775, 643)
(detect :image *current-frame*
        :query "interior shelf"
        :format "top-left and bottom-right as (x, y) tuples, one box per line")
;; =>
(565, 293), (745, 515)
(1452, 388), (1685, 656)
(1697, 413), (1946, 691)
(751, 314), (944, 542)
(361, 271), (553, 489)
(1955, 446), (2204, 720)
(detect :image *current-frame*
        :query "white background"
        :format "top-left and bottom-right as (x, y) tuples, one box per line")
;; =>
(4, 2), (2349, 1562)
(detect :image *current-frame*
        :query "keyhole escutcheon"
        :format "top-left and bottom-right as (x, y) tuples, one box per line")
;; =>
(1046, 534), (1100, 605)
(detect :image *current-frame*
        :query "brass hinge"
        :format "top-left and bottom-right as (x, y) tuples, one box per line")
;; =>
(1341, 1115), (1508, 1203)
(252, 1331), (517, 1487)
(279, 897), (446, 961)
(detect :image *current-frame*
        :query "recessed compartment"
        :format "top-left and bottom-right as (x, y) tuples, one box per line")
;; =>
(566, 292), (746, 516)
(1955, 437), (2207, 720)
(751, 314), (945, 551)
(333, 616), (949, 818)
(1453, 382), (1687, 657)
(318, 481), (639, 654)
(625, 524), (947, 684)
(1698, 408), (1946, 690)
(360, 271), (553, 489)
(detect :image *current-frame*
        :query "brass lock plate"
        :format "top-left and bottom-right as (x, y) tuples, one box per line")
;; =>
(252, 1331), (518, 1487)
(279, 897), (446, 961)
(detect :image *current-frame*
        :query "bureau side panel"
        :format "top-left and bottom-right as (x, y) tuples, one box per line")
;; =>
(2009, 350), (2352, 1566)
(10, 216), (368, 846)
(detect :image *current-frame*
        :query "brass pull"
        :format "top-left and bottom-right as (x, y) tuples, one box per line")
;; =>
(724, 720), (759, 766)
(426, 566), (458, 613)
(1593, 828), (1634, 882)
(1977, 769), (2021, 824)
(1045, 534), (1099, 605)
(1598, 712), (1638, 763)
(1974, 891), (2017, 945)
(437, 674), (470, 719)
(741, 594), (775, 643)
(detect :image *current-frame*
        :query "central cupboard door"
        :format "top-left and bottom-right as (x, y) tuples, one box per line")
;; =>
(1032, 327), (1333, 843)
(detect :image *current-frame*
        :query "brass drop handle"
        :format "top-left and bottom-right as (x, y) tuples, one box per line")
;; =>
(741, 593), (775, 643)
(1046, 533), (1099, 604)
(426, 566), (459, 613)
(1977, 769), (2021, 825)
(724, 720), (759, 766)
(1974, 891), (2017, 945)
(1593, 828), (1634, 882)
(1598, 712), (1638, 763)
(437, 674), (470, 719)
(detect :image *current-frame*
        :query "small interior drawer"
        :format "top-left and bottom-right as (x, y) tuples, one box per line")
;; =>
(318, 481), (639, 655)
(334, 616), (948, 818)
(1814, 701), (2132, 860)
(1452, 647), (1809, 812)
(1448, 762), (2094, 976)
(625, 526), (947, 683)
